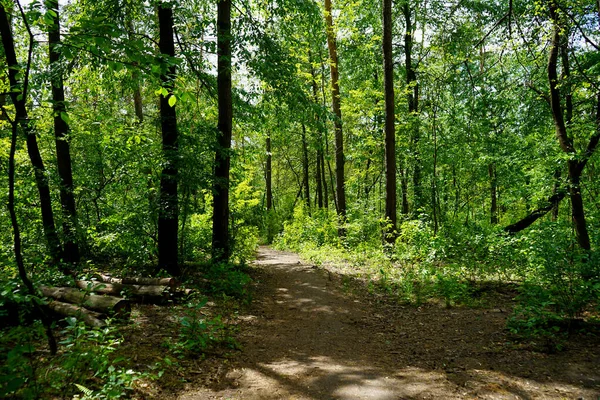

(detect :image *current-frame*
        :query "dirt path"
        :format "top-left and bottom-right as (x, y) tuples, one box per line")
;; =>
(178, 247), (600, 399)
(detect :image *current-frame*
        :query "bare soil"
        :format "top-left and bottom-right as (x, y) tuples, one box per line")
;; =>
(140, 247), (600, 399)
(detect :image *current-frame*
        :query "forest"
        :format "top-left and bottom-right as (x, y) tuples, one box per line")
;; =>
(0, 0), (599, 398)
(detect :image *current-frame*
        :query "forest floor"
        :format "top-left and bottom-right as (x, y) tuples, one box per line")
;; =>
(133, 246), (600, 400)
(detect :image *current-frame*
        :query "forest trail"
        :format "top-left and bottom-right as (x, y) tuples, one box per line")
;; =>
(178, 247), (600, 399)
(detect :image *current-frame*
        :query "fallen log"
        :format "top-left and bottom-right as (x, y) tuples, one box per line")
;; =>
(39, 286), (130, 319)
(96, 274), (178, 289)
(47, 300), (105, 328)
(75, 280), (170, 303)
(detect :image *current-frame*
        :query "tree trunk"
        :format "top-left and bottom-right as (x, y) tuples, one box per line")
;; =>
(75, 280), (170, 302)
(95, 274), (178, 288)
(212, 0), (233, 262)
(403, 1), (421, 213)
(309, 54), (326, 209)
(3, 27), (57, 351)
(126, 18), (144, 122)
(552, 169), (561, 221)
(324, 0), (347, 236)
(400, 161), (409, 215)
(48, 301), (105, 327)
(383, 0), (397, 242)
(315, 149), (324, 208)
(39, 286), (131, 318)
(489, 163), (498, 224)
(504, 191), (566, 234)
(0, 5), (63, 265)
(548, 3), (591, 251)
(157, 3), (180, 275)
(266, 135), (273, 210)
(46, 0), (80, 264)
(301, 123), (311, 212)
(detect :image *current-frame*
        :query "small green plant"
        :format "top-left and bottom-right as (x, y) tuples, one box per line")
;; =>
(205, 263), (252, 302)
(52, 318), (144, 399)
(0, 324), (43, 399)
(167, 298), (238, 357)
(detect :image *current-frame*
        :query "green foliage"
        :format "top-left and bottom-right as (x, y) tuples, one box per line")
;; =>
(52, 319), (144, 399)
(0, 319), (148, 399)
(204, 263), (252, 302)
(275, 206), (339, 251)
(0, 324), (42, 399)
(165, 298), (238, 357)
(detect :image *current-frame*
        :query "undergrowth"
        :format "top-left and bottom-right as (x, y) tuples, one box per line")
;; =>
(274, 205), (600, 348)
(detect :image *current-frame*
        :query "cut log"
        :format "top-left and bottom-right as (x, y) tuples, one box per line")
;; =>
(75, 280), (170, 303)
(96, 274), (178, 288)
(47, 300), (105, 327)
(39, 286), (130, 319)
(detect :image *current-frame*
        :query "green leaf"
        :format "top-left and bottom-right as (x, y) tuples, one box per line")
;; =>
(60, 112), (71, 124)
(168, 95), (177, 107)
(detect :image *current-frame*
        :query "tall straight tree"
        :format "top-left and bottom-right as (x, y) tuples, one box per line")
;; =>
(212, 0), (233, 262)
(323, 0), (347, 235)
(403, 1), (421, 212)
(382, 0), (397, 241)
(46, 0), (80, 264)
(266, 134), (273, 211)
(0, 4), (63, 264)
(157, 2), (180, 275)
(301, 123), (311, 212)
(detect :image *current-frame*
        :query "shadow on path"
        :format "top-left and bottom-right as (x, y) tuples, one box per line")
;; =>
(178, 247), (600, 399)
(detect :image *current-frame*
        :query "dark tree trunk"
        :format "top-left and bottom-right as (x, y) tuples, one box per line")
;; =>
(46, 0), (80, 264)
(301, 123), (311, 212)
(552, 169), (561, 221)
(0, 5), (63, 264)
(157, 3), (180, 275)
(504, 191), (566, 234)
(548, 2), (591, 251)
(315, 149), (324, 208)
(309, 54), (326, 209)
(212, 0), (233, 262)
(383, 0), (397, 242)
(324, 0), (347, 236)
(403, 1), (421, 213)
(266, 135), (273, 210)
(489, 163), (498, 224)
(2, 4), (57, 353)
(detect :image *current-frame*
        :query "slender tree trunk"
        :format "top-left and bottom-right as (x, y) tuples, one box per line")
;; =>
(0, 6), (63, 264)
(212, 0), (233, 262)
(400, 160), (409, 215)
(382, 0), (397, 242)
(315, 150), (324, 208)
(46, 0), (80, 264)
(321, 149), (329, 209)
(309, 54), (325, 210)
(324, 0), (347, 235)
(157, 3), (180, 275)
(301, 123), (311, 212)
(2, 5), (57, 353)
(126, 18), (144, 122)
(489, 163), (498, 224)
(432, 105), (439, 235)
(552, 169), (560, 221)
(266, 135), (273, 210)
(403, 1), (421, 213)
(548, 2), (590, 251)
